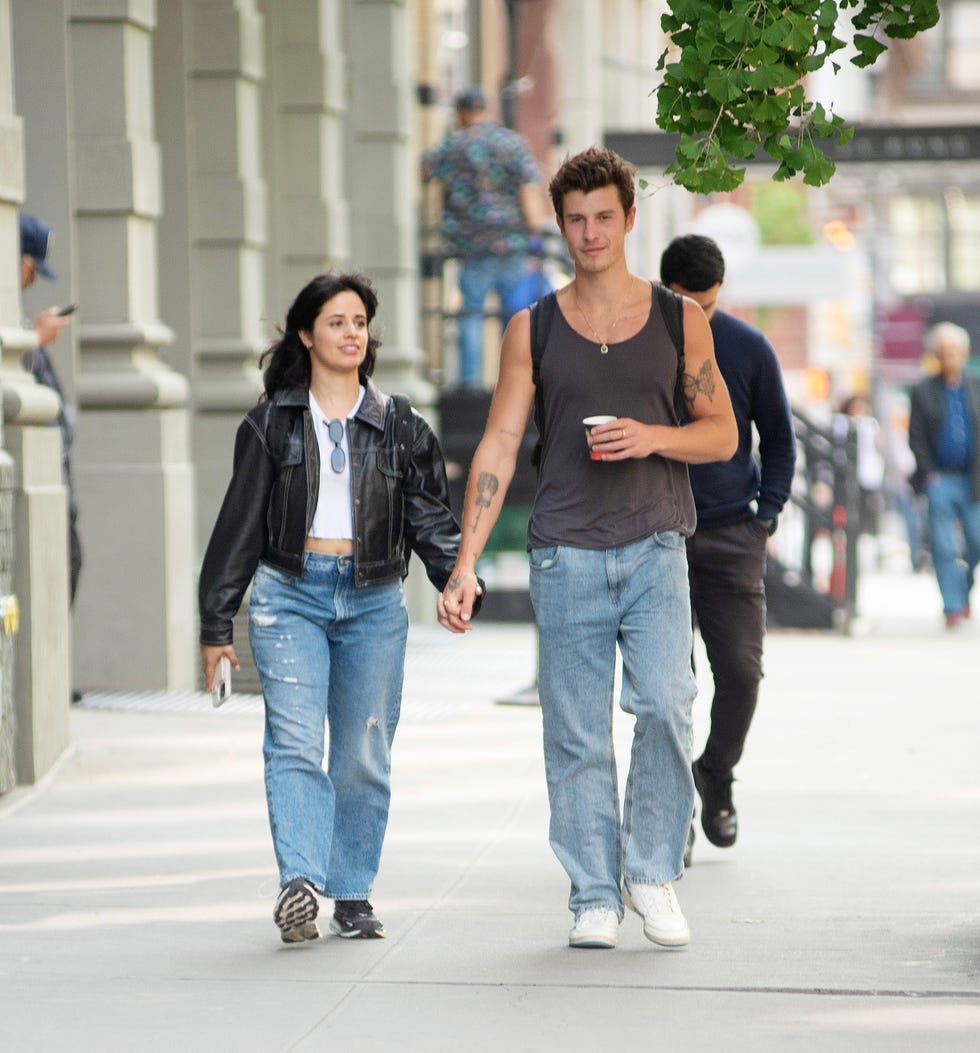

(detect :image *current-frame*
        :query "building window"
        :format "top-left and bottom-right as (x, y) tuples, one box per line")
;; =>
(889, 196), (945, 293)
(907, 1), (980, 93)
(948, 189), (980, 288)
(948, 1), (980, 90)
(889, 190), (980, 294)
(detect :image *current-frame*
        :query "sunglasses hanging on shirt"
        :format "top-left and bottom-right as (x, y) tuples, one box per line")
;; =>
(326, 419), (346, 473)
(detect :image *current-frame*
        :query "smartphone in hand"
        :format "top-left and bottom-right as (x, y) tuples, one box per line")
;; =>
(211, 655), (232, 708)
(55, 303), (78, 316)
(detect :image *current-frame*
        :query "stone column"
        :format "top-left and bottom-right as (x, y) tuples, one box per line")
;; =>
(0, 0), (26, 793)
(415, 0), (443, 379)
(264, 0), (349, 306)
(8, 426), (71, 784)
(1, 302), (69, 789)
(346, 0), (429, 398)
(1, 0), (71, 786)
(185, 0), (267, 554)
(347, 0), (437, 621)
(67, 2), (195, 691)
(0, 374), (68, 788)
(0, 445), (15, 793)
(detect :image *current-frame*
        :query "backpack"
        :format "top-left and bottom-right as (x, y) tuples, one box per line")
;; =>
(390, 393), (414, 473)
(528, 282), (686, 468)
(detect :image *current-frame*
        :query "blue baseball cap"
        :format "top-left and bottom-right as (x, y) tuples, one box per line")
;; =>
(20, 213), (57, 280)
(454, 87), (487, 112)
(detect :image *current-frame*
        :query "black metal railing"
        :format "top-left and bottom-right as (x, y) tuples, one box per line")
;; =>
(419, 227), (571, 387)
(767, 408), (861, 632)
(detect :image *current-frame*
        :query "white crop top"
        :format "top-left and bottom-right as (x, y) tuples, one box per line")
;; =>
(307, 388), (365, 539)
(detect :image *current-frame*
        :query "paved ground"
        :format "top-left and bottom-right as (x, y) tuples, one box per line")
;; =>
(1, 567), (978, 1052)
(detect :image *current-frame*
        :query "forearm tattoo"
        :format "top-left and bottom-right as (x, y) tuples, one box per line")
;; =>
(682, 359), (716, 412)
(471, 471), (499, 534)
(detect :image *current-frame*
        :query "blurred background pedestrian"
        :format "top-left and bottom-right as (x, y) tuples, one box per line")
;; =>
(422, 87), (546, 388)
(20, 211), (81, 608)
(908, 322), (980, 628)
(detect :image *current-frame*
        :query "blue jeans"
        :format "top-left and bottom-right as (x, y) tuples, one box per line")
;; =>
(248, 555), (408, 898)
(925, 473), (980, 614)
(529, 534), (697, 917)
(457, 254), (530, 387)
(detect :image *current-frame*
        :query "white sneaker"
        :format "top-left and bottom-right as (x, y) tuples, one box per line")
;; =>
(623, 881), (690, 948)
(569, 906), (620, 948)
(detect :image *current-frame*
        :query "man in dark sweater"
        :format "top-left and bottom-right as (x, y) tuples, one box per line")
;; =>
(661, 235), (796, 863)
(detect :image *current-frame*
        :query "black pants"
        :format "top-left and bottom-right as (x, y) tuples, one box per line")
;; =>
(687, 518), (768, 777)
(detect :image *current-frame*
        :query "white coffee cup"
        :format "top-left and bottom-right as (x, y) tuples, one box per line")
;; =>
(583, 415), (616, 461)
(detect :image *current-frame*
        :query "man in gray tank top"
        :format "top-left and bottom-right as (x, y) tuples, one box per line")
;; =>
(437, 147), (737, 951)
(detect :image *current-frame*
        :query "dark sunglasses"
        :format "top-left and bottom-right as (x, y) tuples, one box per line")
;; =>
(326, 419), (346, 473)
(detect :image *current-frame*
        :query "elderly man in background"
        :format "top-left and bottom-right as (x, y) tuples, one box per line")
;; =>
(909, 322), (980, 628)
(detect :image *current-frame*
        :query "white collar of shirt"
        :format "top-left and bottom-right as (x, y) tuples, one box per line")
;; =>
(308, 386), (366, 429)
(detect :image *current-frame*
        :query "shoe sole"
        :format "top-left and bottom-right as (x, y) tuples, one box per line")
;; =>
(280, 921), (320, 944)
(569, 935), (617, 949)
(329, 920), (386, 939)
(641, 928), (690, 948)
(623, 891), (690, 949)
(274, 884), (319, 941)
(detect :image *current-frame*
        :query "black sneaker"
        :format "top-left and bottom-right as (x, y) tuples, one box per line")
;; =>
(330, 899), (386, 939)
(692, 757), (738, 848)
(273, 878), (320, 944)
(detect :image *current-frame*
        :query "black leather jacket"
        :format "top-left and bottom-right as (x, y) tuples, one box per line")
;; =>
(199, 380), (463, 646)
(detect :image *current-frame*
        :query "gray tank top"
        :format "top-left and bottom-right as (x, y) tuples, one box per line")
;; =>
(527, 282), (696, 550)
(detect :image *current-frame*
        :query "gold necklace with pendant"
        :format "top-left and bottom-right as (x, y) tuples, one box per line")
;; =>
(573, 280), (632, 355)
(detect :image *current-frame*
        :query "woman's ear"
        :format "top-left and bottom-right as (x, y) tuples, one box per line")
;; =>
(298, 330), (312, 351)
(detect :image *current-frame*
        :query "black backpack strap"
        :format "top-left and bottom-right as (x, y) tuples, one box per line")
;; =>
(652, 282), (686, 421)
(529, 293), (558, 469)
(530, 292), (558, 387)
(391, 393), (414, 472)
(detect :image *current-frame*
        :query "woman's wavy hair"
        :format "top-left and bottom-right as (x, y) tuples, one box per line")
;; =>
(260, 272), (381, 398)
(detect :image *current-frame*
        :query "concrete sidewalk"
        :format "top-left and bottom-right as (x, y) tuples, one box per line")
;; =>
(1, 569), (978, 1052)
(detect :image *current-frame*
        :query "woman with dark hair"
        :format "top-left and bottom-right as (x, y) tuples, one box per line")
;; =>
(199, 272), (479, 944)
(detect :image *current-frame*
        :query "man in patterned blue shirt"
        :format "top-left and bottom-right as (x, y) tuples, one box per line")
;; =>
(422, 88), (544, 387)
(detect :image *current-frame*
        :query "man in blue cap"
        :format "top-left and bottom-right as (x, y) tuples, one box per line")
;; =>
(20, 212), (82, 608)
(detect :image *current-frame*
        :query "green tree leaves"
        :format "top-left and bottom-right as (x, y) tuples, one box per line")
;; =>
(656, 1), (940, 193)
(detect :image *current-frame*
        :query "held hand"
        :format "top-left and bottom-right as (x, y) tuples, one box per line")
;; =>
(32, 308), (72, 347)
(201, 644), (240, 691)
(437, 570), (483, 634)
(587, 417), (650, 461)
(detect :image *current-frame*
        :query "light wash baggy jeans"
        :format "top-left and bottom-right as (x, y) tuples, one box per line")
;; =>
(529, 533), (697, 918)
(248, 554), (408, 900)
